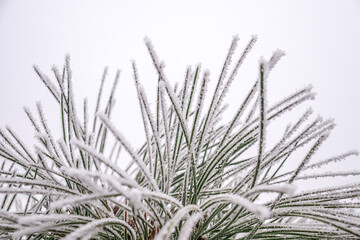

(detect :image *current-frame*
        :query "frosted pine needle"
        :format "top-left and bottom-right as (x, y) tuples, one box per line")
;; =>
(0, 36), (359, 240)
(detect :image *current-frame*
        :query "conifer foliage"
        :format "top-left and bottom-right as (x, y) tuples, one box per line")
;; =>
(0, 36), (359, 239)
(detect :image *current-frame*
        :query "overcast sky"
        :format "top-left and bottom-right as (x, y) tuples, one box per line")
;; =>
(0, 0), (359, 173)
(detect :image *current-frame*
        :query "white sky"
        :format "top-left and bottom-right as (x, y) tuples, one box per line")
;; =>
(0, 0), (359, 174)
